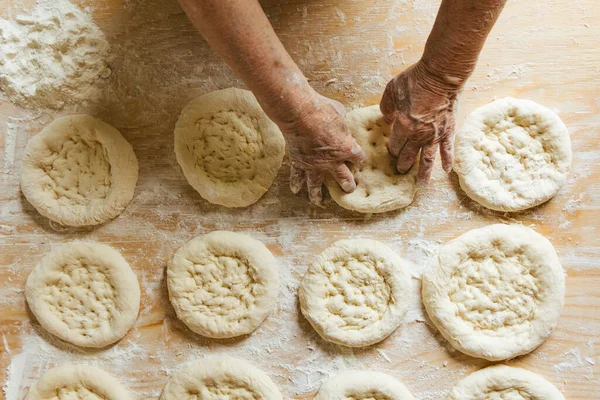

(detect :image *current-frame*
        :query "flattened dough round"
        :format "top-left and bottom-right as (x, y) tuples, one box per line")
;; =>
(174, 88), (285, 208)
(20, 114), (139, 226)
(325, 105), (418, 213)
(315, 371), (414, 400)
(422, 224), (565, 361)
(450, 365), (565, 400)
(453, 97), (571, 211)
(299, 239), (411, 347)
(25, 242), (140, 348)
(167, 231), (280, 338)
(160, 356), (282, 400)
(26, 364), (134, 400)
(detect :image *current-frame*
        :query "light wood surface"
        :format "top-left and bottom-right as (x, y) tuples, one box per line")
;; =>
(1, 0), (599, 398)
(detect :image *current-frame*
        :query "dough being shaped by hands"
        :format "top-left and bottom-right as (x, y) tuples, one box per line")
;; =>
(299, 239), (411, 347)
(25, 242), (140, 348)
(26, 364), (134, 400)
(422, 224), (565, 361)
(160, 356), (282, 400)
(315, 371), (414, 400)
(20, 115), (138, 226)
(174, 88), (285, 208)
(167, 231), (279, 338)
(450, 365), (565, 400)
(325, 105), (418, 213)
(453, 97), (571, 211)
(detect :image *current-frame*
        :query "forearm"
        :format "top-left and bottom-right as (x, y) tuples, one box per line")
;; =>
(178, 0), (313, 123)
(420, 0), (507, 90)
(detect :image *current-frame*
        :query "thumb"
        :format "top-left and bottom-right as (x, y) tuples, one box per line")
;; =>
(379, 82), (397, 124)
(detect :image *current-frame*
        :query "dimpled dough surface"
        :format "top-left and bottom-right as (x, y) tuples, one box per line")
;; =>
(314, 371), (415, 400)
(325, 105), (418, 213)
(449, 365), (565, 400)
(26, 364), (134, 400)
(174, 88), (285, 208)
(453, 97), (571, 211)
(25, 243), (140, 348)
(422, 224), (565, 361)
(160, 356), (282, 400)
(20, 114), (139, 226)
(167, 231), (280, 338)
(299, 239), (411, 347)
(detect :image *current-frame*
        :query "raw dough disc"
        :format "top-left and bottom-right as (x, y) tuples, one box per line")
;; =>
(422, 224), (565, 361)
(449, 365), (565, 400)
(167, 231), (280, 338)
(174, 88), (285, 208)
(20, 114), (139, 226)
(325, 105), (418, 213)
(160, 356), (282, 400)
(26, 364), (134, 400)
(453, 97), (571, 211)
(299, 239), (411, 347)
(315, 371), (414, 400)
(25, 242), (140, 348)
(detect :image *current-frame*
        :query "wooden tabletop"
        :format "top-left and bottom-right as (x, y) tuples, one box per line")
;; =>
(1, 0), (599, 398)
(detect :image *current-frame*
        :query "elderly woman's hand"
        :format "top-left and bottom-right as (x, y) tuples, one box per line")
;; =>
(273, 91), (365, 205)
(380, 61), (459, 183)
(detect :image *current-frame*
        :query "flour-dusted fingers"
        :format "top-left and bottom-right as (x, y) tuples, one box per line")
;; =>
(349, 139), (367, 165)
(330, 163), (356, 193)
(289, 164), (306, 194)
(440, 132), (454, 173)
(379, 80), (398, 124)
(395, 139), (422, 174)
(307, 171), (324, 205)
(417, 142), (439, 183)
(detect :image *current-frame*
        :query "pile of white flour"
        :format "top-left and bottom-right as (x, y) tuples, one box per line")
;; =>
(0, 0), (110, 109)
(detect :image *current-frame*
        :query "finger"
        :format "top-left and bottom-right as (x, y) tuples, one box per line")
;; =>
(330, 163), (356, 193)
(379, 82), (397, 123)
(417, 142), (439, 184)
(395, 140), (422, 174)
(440, 134), (454, 173)
(347, 140), (366, 165)
(289, 165), (305, 194)
(329, 99), (346, 117)
(387, 116), (411, 157)
(307, 171), (324, 206)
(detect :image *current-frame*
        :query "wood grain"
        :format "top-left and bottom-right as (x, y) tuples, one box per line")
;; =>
(1, 0), (599, 398)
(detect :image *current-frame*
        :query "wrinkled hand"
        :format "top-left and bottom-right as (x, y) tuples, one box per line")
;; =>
(380, 62), (459, 183)
(278, 94), (365, 205)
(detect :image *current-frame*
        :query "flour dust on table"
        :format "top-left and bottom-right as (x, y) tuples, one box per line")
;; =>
(25, 242), (140, 348)
(314, 370), (414, 400)
(453, 97), (571, 212)
(160, 356), (282, 400)
(174, 88), (285, 208)
(26, 364), (134, 400)
(167, 231), (280, 338)
(422, 224), (565, 361)
(20, 115), (139, 227)
(325, 105), (418, 213)
(449, 365), (566, 399)
(0, 0), (111, 109)
(299, 239), (412, 347)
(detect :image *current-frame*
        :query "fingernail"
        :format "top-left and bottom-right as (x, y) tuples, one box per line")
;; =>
(341, 180), (355, 192)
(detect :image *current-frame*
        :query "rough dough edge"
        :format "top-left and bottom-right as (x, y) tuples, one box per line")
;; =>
(453, 97), (571, 212)
(315, 370), (415, 400)
(299, 239), (412, 347)
(160, 356), (282, 400)
(26, 364), (134, 400)
(174, 87), (285, 208)
(25, 242), (141, 348)
(167, 231), (280, 338)
(449, 365), (565, 400)
(20, 114), (139, 226)
(422, 224), (565, 361)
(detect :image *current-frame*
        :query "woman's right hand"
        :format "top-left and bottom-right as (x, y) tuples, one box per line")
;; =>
(270, 90), (365, 206)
